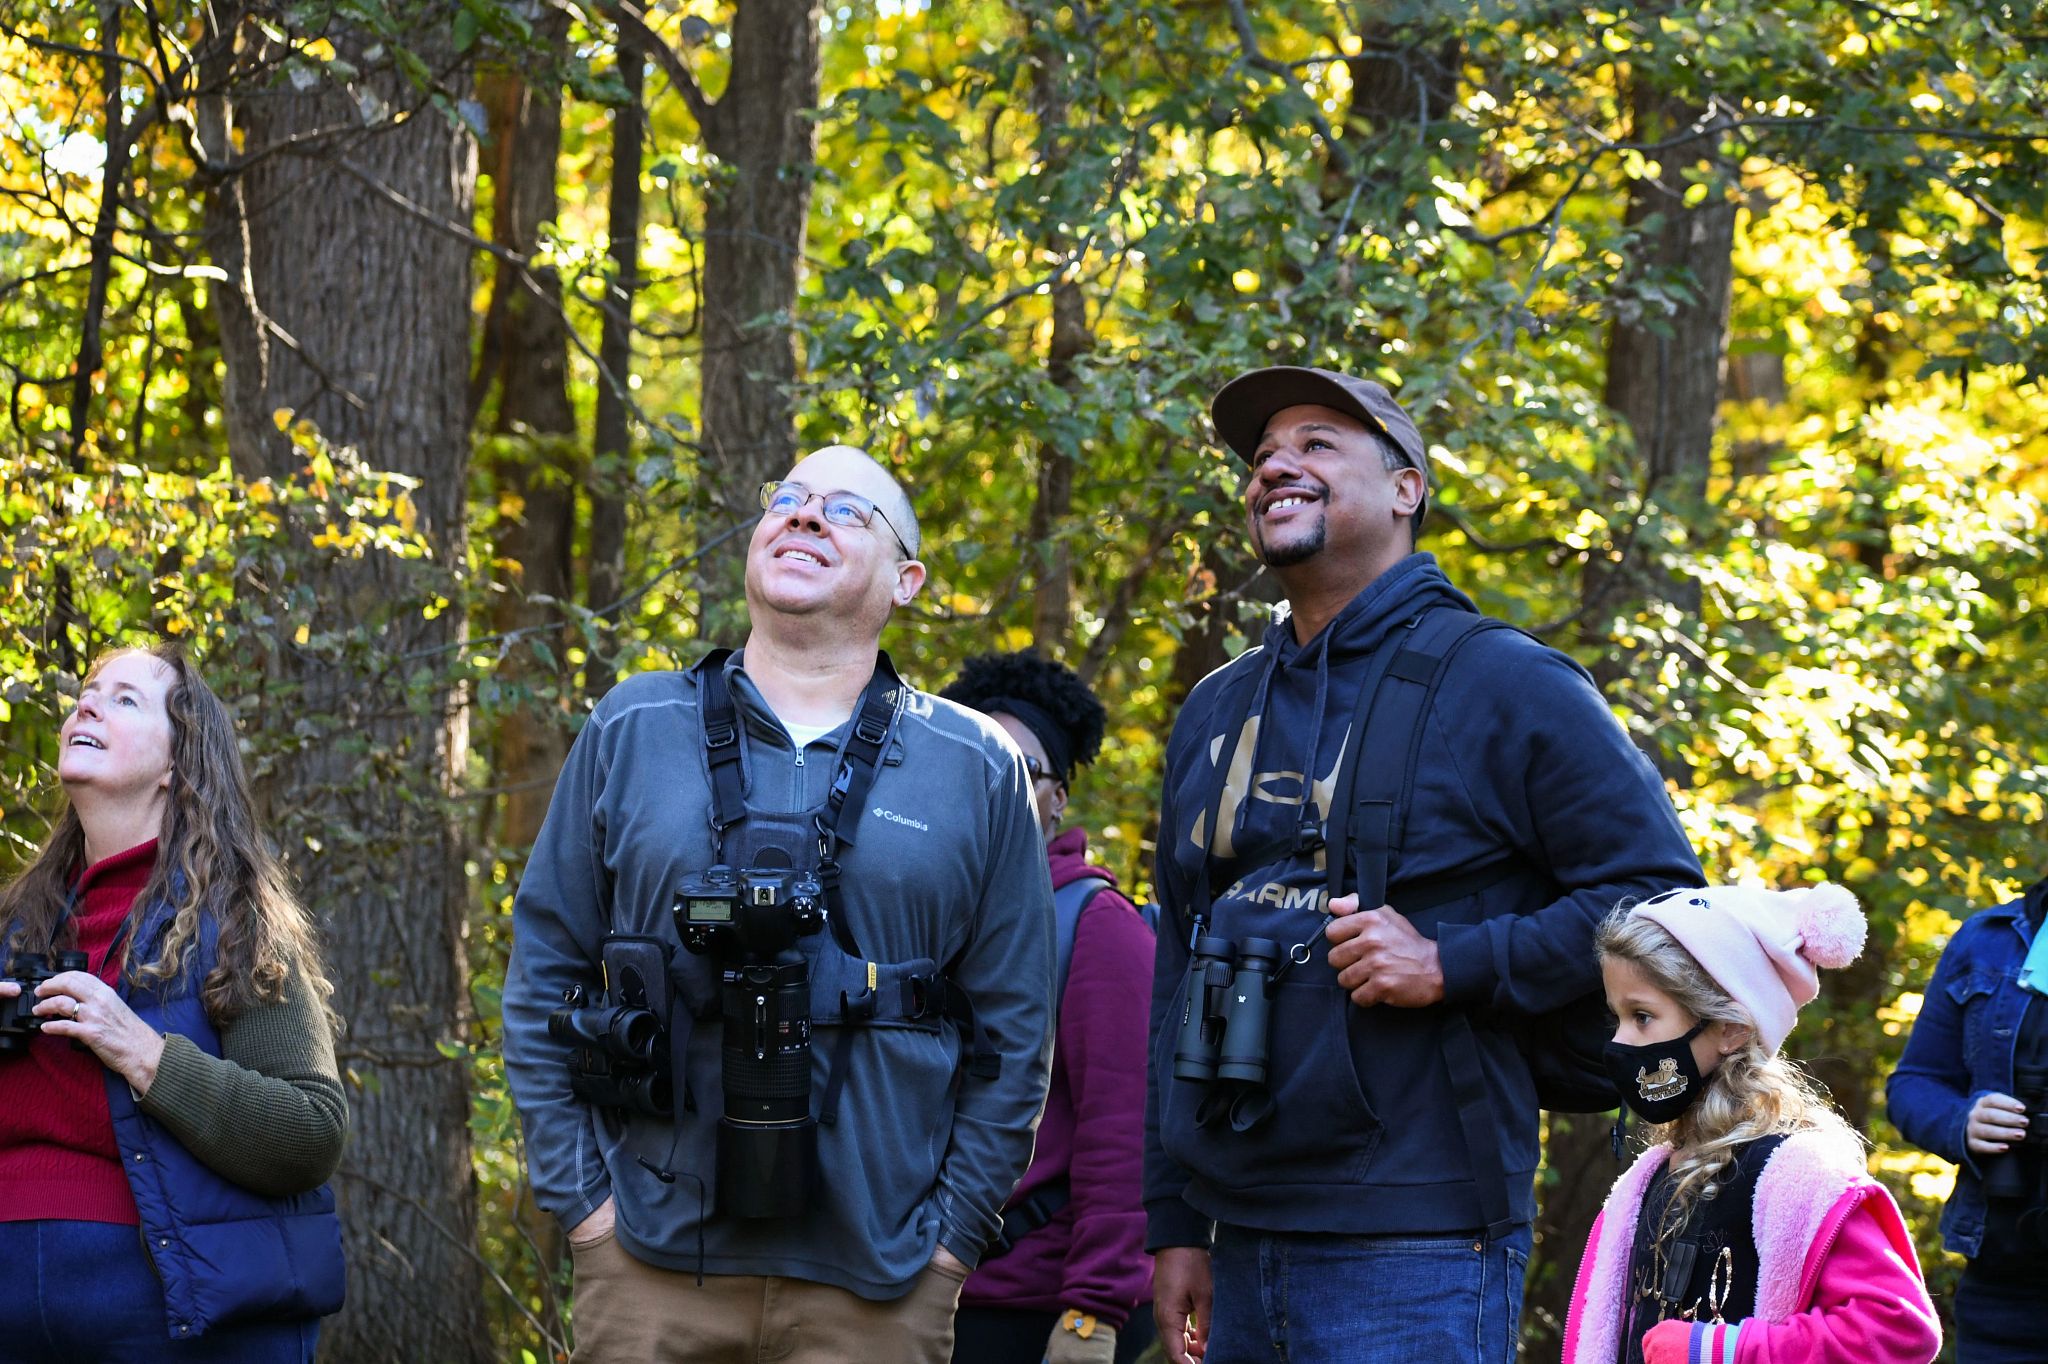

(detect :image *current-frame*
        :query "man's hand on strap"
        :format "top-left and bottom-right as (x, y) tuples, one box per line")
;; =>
(1324, 896), (1445, 1008)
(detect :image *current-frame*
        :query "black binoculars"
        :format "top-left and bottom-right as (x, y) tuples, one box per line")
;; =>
(1173, 934), (1282, 1087)
(550, 983), (672, 1119)
(1983, 1065), (2048, 1250)
(0, 951), (89, 1054)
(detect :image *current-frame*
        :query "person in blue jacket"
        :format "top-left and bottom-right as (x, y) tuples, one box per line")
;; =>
(1144, 367), (1704, 1364)
(1888, 874), (2048, 1363)
(504, 447), (1054, 1364)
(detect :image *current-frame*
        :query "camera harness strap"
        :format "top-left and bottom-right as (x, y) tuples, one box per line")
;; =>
(697, 650), (1001, 1127)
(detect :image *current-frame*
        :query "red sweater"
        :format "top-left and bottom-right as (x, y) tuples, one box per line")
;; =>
(0, 839), (156, 1224)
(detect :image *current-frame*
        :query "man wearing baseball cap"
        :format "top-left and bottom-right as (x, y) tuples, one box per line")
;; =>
(1142, 367), (1703, 1363)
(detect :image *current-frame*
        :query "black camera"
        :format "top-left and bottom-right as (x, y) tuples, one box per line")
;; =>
(0, 952), (89, 1054)
(675, 864), (827, 1220)
(1983, 1065), (2048, 1249)
(1173, 936), (1280, 1087)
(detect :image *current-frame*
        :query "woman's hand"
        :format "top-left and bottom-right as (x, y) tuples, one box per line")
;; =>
(1967, 1091), (2029, 1155)
(32, 971), (165, 1094)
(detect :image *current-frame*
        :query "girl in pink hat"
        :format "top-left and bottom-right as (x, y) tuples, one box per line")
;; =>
(1561, 884), (1940, 1364)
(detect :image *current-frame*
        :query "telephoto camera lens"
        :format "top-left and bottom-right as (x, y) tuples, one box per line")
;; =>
(716, 957), (817, 1219)
(1215, 938), (1283, 1085)
(1173, 935), (1237, 1083)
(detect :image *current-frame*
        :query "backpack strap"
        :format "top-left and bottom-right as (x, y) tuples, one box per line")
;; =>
(981, 1177), (1074, 1260)
(821, 654), (905, 853)
(1321, 607), (1526, 1241)
(1323, 610), (1514, 908)
(1051, 876), (1115, 1008)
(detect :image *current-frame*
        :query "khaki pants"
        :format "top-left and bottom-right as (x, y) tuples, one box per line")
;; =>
(568, 1228), (967, 1364)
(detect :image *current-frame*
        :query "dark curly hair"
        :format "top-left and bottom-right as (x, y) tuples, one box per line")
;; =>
(939, 650), (1107, 780)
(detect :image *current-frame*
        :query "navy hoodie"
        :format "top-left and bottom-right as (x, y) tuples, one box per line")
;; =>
(1143, 555), (1703, 1246)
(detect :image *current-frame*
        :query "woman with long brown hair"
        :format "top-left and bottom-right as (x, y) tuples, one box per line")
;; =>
(0, 643), (346, 1360)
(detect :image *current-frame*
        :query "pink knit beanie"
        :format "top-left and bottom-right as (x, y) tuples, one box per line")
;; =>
(1631, 883), (1867, 1053)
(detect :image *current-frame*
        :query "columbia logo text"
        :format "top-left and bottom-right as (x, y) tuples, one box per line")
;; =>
(872, 807), (929, 832)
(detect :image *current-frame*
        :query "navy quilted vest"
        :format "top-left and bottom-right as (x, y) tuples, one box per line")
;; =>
(104, 904), (346, 1340)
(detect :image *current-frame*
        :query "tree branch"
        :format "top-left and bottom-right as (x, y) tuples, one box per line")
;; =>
(589, 0), (714, 130)
(1224, 0), (1353, 176)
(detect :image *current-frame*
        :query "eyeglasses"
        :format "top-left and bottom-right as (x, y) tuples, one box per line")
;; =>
(1022, 755), (1059, 785)
(759, 481), (912, 558)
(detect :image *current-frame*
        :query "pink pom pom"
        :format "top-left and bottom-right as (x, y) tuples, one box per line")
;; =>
(1796, 883), (1867, 969)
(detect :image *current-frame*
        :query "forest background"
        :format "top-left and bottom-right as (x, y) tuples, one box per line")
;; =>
(2, 0), (2044, 1360)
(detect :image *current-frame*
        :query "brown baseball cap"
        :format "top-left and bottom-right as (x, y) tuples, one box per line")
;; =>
(1210, 366), (1431, 522)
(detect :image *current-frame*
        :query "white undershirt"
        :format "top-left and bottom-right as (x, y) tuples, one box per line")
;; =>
(781, 718), (840, 750)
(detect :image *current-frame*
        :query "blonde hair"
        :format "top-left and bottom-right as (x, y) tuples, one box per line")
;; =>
(1596, 903), (1857, 1240)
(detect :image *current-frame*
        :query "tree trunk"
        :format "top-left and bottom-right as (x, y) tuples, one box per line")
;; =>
(476, 19), (577, 850)
(1023, 10), (1091, 656)
(1581, 83), (1737, 700)
(198, 8), (489, 1360)
(1526, 79), (1736, 1364)
(589, 43), (643, 703)
(1601, 88), (1735, 504)
(693, 0), (822, 644)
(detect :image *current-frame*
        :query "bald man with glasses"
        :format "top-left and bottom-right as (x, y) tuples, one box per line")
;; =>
(505, 445), (1058, 1363)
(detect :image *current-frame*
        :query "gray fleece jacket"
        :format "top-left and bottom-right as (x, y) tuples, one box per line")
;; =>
(503, 655), (1055, 1298)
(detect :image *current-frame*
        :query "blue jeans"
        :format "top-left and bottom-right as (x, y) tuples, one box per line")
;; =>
(0, 1220), (319, 1363)
(1207, 1224), (1531, 1364)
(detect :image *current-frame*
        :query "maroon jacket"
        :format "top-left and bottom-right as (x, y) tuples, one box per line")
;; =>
(960, 826), (1154, 1326)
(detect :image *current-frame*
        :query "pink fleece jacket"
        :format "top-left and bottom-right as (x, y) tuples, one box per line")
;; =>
(1562, 1129), (1940, 1364)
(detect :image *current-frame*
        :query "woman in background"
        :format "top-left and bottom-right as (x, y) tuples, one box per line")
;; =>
(1888, 872), (2048, 1362)
(942, 651), (1155, 1364)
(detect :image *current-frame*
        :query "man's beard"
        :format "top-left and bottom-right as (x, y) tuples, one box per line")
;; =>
(1254, 514), (1326, 568)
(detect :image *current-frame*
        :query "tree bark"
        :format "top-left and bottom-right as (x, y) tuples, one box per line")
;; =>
(1527, 79), (1736, 1364)
(198, 8), (489, 1359)
(692, 0), (822, 644)
(475, 18), (576, 850)
(1022, 10), (1092, 656)
(1600, 87), (1736, 506)
(588, 43), (643, 702)
(1581, 83), (1738, 700)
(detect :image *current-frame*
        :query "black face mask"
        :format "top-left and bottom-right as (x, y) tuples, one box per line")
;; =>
(1604, 1019), (1711, 1124)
